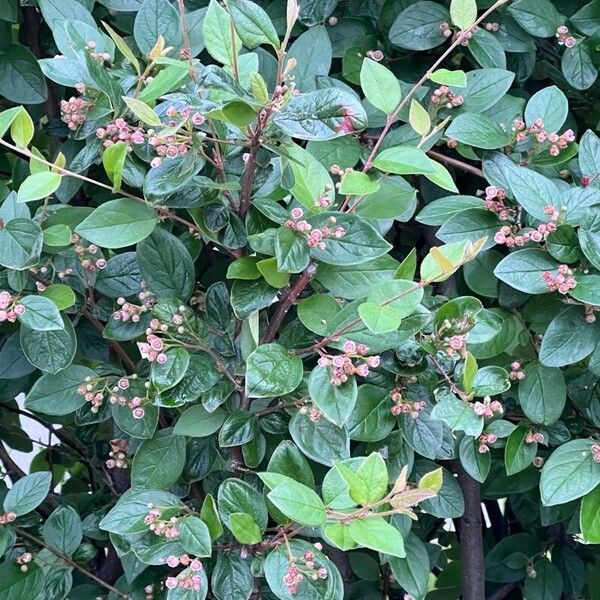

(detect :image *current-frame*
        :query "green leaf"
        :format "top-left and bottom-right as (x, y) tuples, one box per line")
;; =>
(472, 366), (510, 396)
(273, 88), (368, 140)
(17, 295), (64, 331)
(539, 306), (599, 367)
(42, 506), (82, 555)
(348, 517), (406, 558)
(459, 436), (491, 483)
(267, 481), (326, 526)
(504, 426), (537, 476)
(523, 558), (563, 600)
(10, 107), (34, 148)
(579, 207), (600, 271)
(229, 512), (262, 544)
(581, 485), (600, 544)
(409, 99), (430, 136)
(20, 316), (76, 374)
(0, 218), (43, 270)
(338, 171), (380, 196)
(151, 347), (190, 392)
(508, 0), (563, 37)
(136, 227), (196, 300)
(17, 171), (61, 203)
(0, 107), (24, 139)
(446, 113), (513, 149)
(174, 405), (227, 437)
(42, 224), (71, 247)
(429, 69), (467, 87)
(180, 515), (212, 556)
(203, 0), (240, 66)
(76, 198), (157, 249)
(450, 0), (477, 30)
(3, 471), (52, 516)
(25, 364), (95, 415)
(308, 365), (357, 427)
(493, 248), (558, 294)
(373, 145), (435, 175)
(0, 44), (47, 104)
(518, 361), (566, 425)
(360, 58), (401, 115)
(389, 2), (449, 51)
(40, 284), (76, 310)
(524, 86), (568, 133)
(540, 439), (600, 506)
(132, 430), (186, 489)
(431, 395), (483, 437)
(134, 0), (182, 55)
(227, 0), (279, 49)
(245, 343), (303, 398)
(287, 25), (332, 91)
(102, 141), (128, 191)
(138, 64), (190, 103)
(338, 452), (388, 505)
(389, 533), (430, 599)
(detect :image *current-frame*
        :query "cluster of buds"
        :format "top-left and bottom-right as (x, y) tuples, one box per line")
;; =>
(585, 304), (598, 324)
(144, 506), (181, 539)
(484, 22), (499, 31)
(556, 25), (576, 48)
(108, 376), (148, 420)
(105, 438), (129, 470)
(72, 235), (107, 271)
(77, 376), (107, 413)
(0, 511), (17, 525)
(389, 386), (426, 418)
(509, 361), (525, 381)
(542, 264), (577, 294)
(167, 554), (203, 571)
(0, 291), (25, 323)
(96, 118), (145, 148)
(60, 96), (92, 130)
(57, 266), (74, 280)
(439, 22), (453, 39)
(444, 334), (468, 355)
(148, 131), (193, 168)
(85, 40), (110, 62)
(431, 85), (464, 109)
(512, 118), (575, 157)
(592, 444), (600, 463)
(15, 552), (33, 572)
(317, 341), (380, 385)
(113, 291), (155, 323)
(165, 571), (203, 592)
(285, 209), (346, 250)
(143, 584), (155, 600)
(299, 405), (323, 422)
(138, 331), (168, 364)
(478, 432), (498, 453)
(365, 49), (384, 62)
(483, 186), (514, 220)
(473, 397), (503, 418)
(525, 430), (544, 444)
(283, 546), (328, 595)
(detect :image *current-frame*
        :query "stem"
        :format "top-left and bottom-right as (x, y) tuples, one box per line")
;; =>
(15, 527), (131, 600)
(430, 355), (469, 401)
(361, 0), (510, 172)
(175, 0), (196, 81)
(455, 464), (485, 600)
(426, 150), (485, 179)
(262, 270), (313, 343)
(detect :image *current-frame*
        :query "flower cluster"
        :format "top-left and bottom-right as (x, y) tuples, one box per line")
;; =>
(16, 552), (33, 572)
(390, 387), (426, 418)
(0, 511), (16, 525)
(299, 405), (323, 422)
(509, 361), (525, 381)
(555, 25), (576, 48)
(105, 438), (129, 470)
(85, 40), (110, 62)
(144, 506), (181, 539)
(317, 341), (380, 385)
(72, 235), (107, 271)
(584, 304), (598, 324)
(473, 397), (503, 418)
(138, 329), (168, 364)
(283, 546), (328, 595)
(96, 118), (145, 148)
(439, 22), (453, 39)
(148, 106), (197, 168)
(365, 49), (384, 62)
(592, 444), (600, 463)
(430, 85), (464, 109)
(483, 186), (513, 220)
(512, 118), (575, 157)
(542, 264), (577, 294)
(109, 391), (147, 420)
(60, 96), (92, 130)
(76, 376), (107, 413)
(285, 209), (346, 250)
(0, 291), (25, 323)
(525, 430), (544, 444)
(165, 555), (203, 591)
(113, 291), (155, 323)
(478, 432), (498, 453)
(483, 22), (499, 31)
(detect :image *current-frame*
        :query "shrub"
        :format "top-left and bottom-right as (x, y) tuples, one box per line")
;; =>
(0, 0), (600, 598)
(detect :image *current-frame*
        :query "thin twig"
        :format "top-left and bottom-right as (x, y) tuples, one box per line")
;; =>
(15, 527), (131, 599)
(427, 149), (485, 179)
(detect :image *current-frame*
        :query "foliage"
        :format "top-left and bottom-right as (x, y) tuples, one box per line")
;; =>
(0, 0), (599, 598)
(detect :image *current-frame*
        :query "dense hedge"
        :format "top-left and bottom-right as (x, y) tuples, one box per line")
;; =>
(1, 0), (600, 598)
